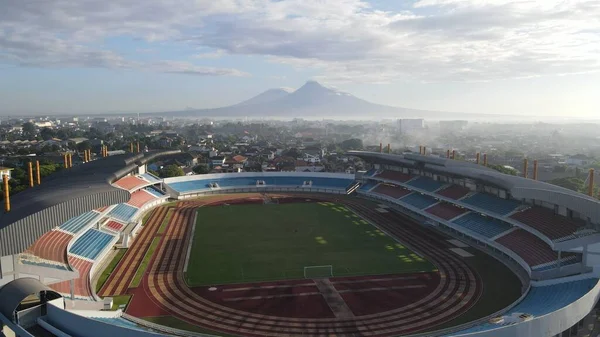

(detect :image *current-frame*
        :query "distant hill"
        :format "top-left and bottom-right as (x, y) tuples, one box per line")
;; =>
(154, 81), (483, 119)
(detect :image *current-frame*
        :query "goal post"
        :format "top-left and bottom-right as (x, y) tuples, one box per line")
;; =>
(304, 265), (333, 279)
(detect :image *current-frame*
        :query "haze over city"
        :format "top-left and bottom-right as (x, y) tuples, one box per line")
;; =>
(1, 0), (599, 118)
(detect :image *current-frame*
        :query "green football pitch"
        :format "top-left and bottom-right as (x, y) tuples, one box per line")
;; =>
(185, 202), (436, 286)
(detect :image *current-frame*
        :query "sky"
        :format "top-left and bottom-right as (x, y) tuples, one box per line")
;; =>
(1, 0), (599, 117)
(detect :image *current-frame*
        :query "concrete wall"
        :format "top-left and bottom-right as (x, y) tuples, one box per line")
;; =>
(46, 304), (166, 337)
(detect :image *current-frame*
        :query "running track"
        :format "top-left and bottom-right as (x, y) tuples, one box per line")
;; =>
(121, 194), (482, 336)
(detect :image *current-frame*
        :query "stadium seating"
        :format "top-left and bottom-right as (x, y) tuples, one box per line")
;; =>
(144, 186), (165, 197)
(426, 203), (468, 220)
(108, 203), (138, 222)
(450, 278), (599, 335)
(374, 170), (413, 183)
(452, 213), (512, 239)
(26, 230), (72, 263)
(406, 176), (446, 192)
(48, 256), (93, 298)
(436, 185), (471, 200)
(91, 317), (149, 331)
(168, 176), (355, 193)
(399, 193), (438, 209)
(364, 168), (377, 177)
(19, 257), (70, 271)
(126, 190), (156, 208)
(114, 176), (147, 191)
(371, 184), (412, 199)
(532, 255), (582, 272)
(103, 220), (125, 233)
(359, 180), (379, 192)
(302, 177), (354, 189)
(510, 207), (585, 241)
(495, 229), (559, 266)
(58, 211), (99, 235)
(140, 173), (161, 183)
(461, 193), (521, 215)
(69, 229), (115, 260)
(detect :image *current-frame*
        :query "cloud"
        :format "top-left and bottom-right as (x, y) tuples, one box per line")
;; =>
(150, 60), (250, 77)
(1, 0), (599, 83)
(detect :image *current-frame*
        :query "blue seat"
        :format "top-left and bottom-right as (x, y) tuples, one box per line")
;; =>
(69, 229), (115, 260)
(452, 213), (512, 238)
(461, 193), (521, 215)
(406, 177), (445, 192)
(359, 180), (379, 191)
(108, 204), (138, 222)
(140, 173), (161, 183)
(168, 176), (354, 192)
(59, 211), (98, 235)
(399, 193), (438, 209)
(144, 186), (164, 197)
(448, 278), (599, 335)
(91, 317), (154, 332)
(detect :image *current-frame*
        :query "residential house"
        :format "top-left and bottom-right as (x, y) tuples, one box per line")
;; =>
(566, 154), (592, 167)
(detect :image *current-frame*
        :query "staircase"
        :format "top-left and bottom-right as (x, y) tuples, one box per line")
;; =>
(346, 181), (362, 195)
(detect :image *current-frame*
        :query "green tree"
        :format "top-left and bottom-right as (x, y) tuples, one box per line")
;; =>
(159, 164), (184, 178)
(489, 164), (518, 176)
(40, 127), (55, 140)
(22, 122), (36, 138)
(192, 165), (209, 174)
(340, 138), (363, 150)
(76, 141), (91, 152)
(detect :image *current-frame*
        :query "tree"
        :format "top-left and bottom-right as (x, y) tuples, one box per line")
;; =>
(192, 165), (209, 174)
(40, 127), (55, 140)
(489, 164), (518, 176)
(76, 141), (91, 152)
(159, 164), (184, 178)
(283, 148), (301, 159)
(549, 177), (583, 192)
(340, 138), (363, 150)
(22, 122), (36, 138)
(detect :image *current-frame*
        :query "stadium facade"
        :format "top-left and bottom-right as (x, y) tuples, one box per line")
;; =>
(1, 150), (599, 337)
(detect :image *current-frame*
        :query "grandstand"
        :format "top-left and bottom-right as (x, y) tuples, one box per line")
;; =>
(461, 192), (522, 215)
(451, 212), (513, 239)
(374, 170), (413, 183)
(107, 203), (138, 223)
(406, 176), (446, 192)
(69, 229), (116, 261)
(426, 202), (468, 221)
(437, 185), (471, 200)
(399, 192), (439, 209)
(510, 206), (585, 241)
(495, 229), (559, 267)
(58, 211), (100, 235)
(371, 183), (412, 199)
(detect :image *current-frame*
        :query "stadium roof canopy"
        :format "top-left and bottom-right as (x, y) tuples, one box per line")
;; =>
(0, 277), (61, 320)
(350, 151), (600, 222)
(0, 150), (179, 256)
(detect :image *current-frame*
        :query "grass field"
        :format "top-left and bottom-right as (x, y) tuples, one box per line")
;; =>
(186, 202), (435, 286)
(130, 237), (161, 288)
(96, 249), (127, 293)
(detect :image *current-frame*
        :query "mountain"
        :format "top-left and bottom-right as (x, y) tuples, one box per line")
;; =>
(234, 88), (292, 107)
(157, 81), (459, 119)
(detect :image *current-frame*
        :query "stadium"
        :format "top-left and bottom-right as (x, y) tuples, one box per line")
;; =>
(1, 149), (600, 337)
